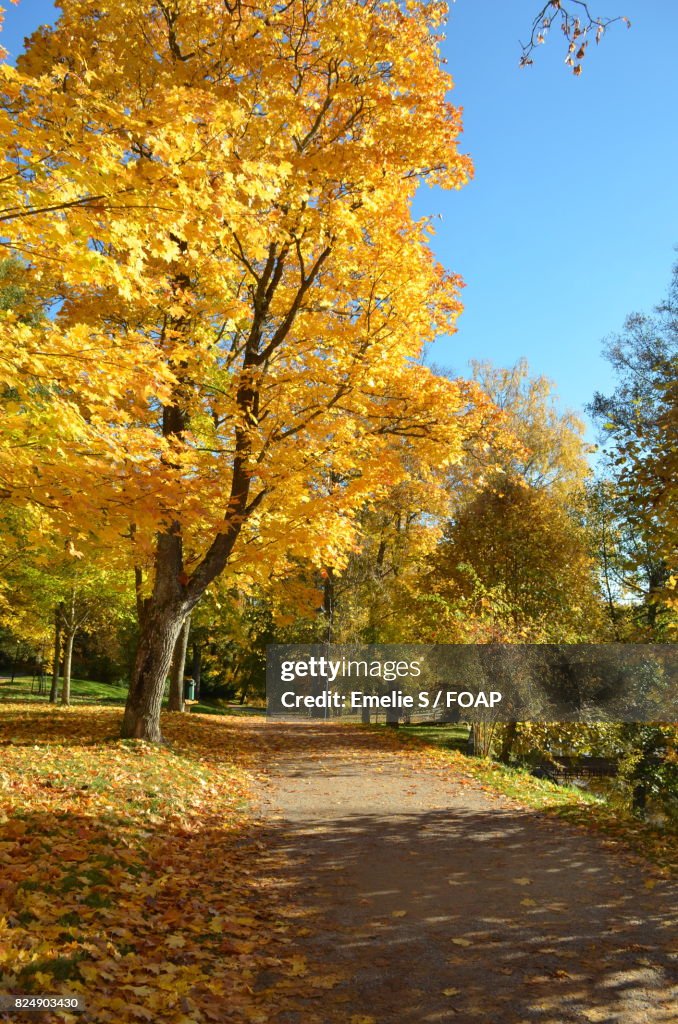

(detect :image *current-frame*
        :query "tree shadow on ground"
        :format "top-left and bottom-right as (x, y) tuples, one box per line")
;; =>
(258, 730), (678, 1024)
(1, 712), (676, 1023)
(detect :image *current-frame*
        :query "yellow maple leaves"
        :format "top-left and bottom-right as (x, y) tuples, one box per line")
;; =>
(0, 705), (327, 1022)
(0, 0), (486, 570)
(0, 1), (502, 737)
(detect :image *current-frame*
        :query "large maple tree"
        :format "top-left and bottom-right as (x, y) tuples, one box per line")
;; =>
(0, 0), (497, 740)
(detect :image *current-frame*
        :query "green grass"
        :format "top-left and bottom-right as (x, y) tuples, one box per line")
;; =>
(194, 701), (264, 717)
(0, 675), (128, 704)
(397, 721), (470, 753)
(0, 677), (265, 716)
(395, 723), (604, 810)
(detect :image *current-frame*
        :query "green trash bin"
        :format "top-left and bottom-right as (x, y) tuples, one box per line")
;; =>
(186, 679), (196, 701)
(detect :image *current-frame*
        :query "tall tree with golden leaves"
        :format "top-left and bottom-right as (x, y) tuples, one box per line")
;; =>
(0, 0), (496, 739)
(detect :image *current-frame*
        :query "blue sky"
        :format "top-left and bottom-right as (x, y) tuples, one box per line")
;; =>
(2, 0), (677, 433)
(416, 0), (678, 431)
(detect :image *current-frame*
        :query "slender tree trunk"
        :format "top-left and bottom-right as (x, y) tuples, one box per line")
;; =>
(632, 782), (647, 812)
(499, 721), (519, 765)
(323, 569), (334, 643)
(475, 722), (497, 758)
(61, 631), (75, 706)
(598, 504), (620, 638)
(191, 643), (202, 700)
(50, 605), (62, 704)
(60, 587), (79, 706)
(10, 642), (20, 684)
(168, 614), (191, 712)
(239, 678), (250, 704)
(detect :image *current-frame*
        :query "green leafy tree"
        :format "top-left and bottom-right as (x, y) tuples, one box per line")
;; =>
(590, 261), (678, 638)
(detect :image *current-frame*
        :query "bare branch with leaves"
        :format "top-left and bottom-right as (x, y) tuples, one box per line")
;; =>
(520, 1), (630, 75)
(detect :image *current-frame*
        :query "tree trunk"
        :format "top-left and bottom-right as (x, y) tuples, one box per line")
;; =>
(121, 600), (187, 740)
(50, 605), (62, 704)
(475, 722), (497, 758)
(168, 614), (191, 712)
(239, 678), (250, 704)
(61, 630), (75, 706)
(191, 643), (202, 700)
(323, 569), (334, 643)
(121, 441), (255, 741)
(499, 721), (519, 765)
(632, 782), (647, 812)
(10, 642), (20, 684)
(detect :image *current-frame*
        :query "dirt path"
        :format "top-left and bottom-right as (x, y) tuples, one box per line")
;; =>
(256, 722), (677, 1024)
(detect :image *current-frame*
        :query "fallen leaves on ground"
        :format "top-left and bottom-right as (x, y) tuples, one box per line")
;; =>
(0, 705), (335, 1024)
(1, 707), (675, 1024)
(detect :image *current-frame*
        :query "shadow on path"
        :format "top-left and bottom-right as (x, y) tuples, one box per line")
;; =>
(260, 734), (678, 1024)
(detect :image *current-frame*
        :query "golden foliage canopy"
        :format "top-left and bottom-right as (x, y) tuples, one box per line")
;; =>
(0, 0), (489, 586)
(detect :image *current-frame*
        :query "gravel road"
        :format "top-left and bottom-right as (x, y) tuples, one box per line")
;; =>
(256, 722), (677, 1024)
